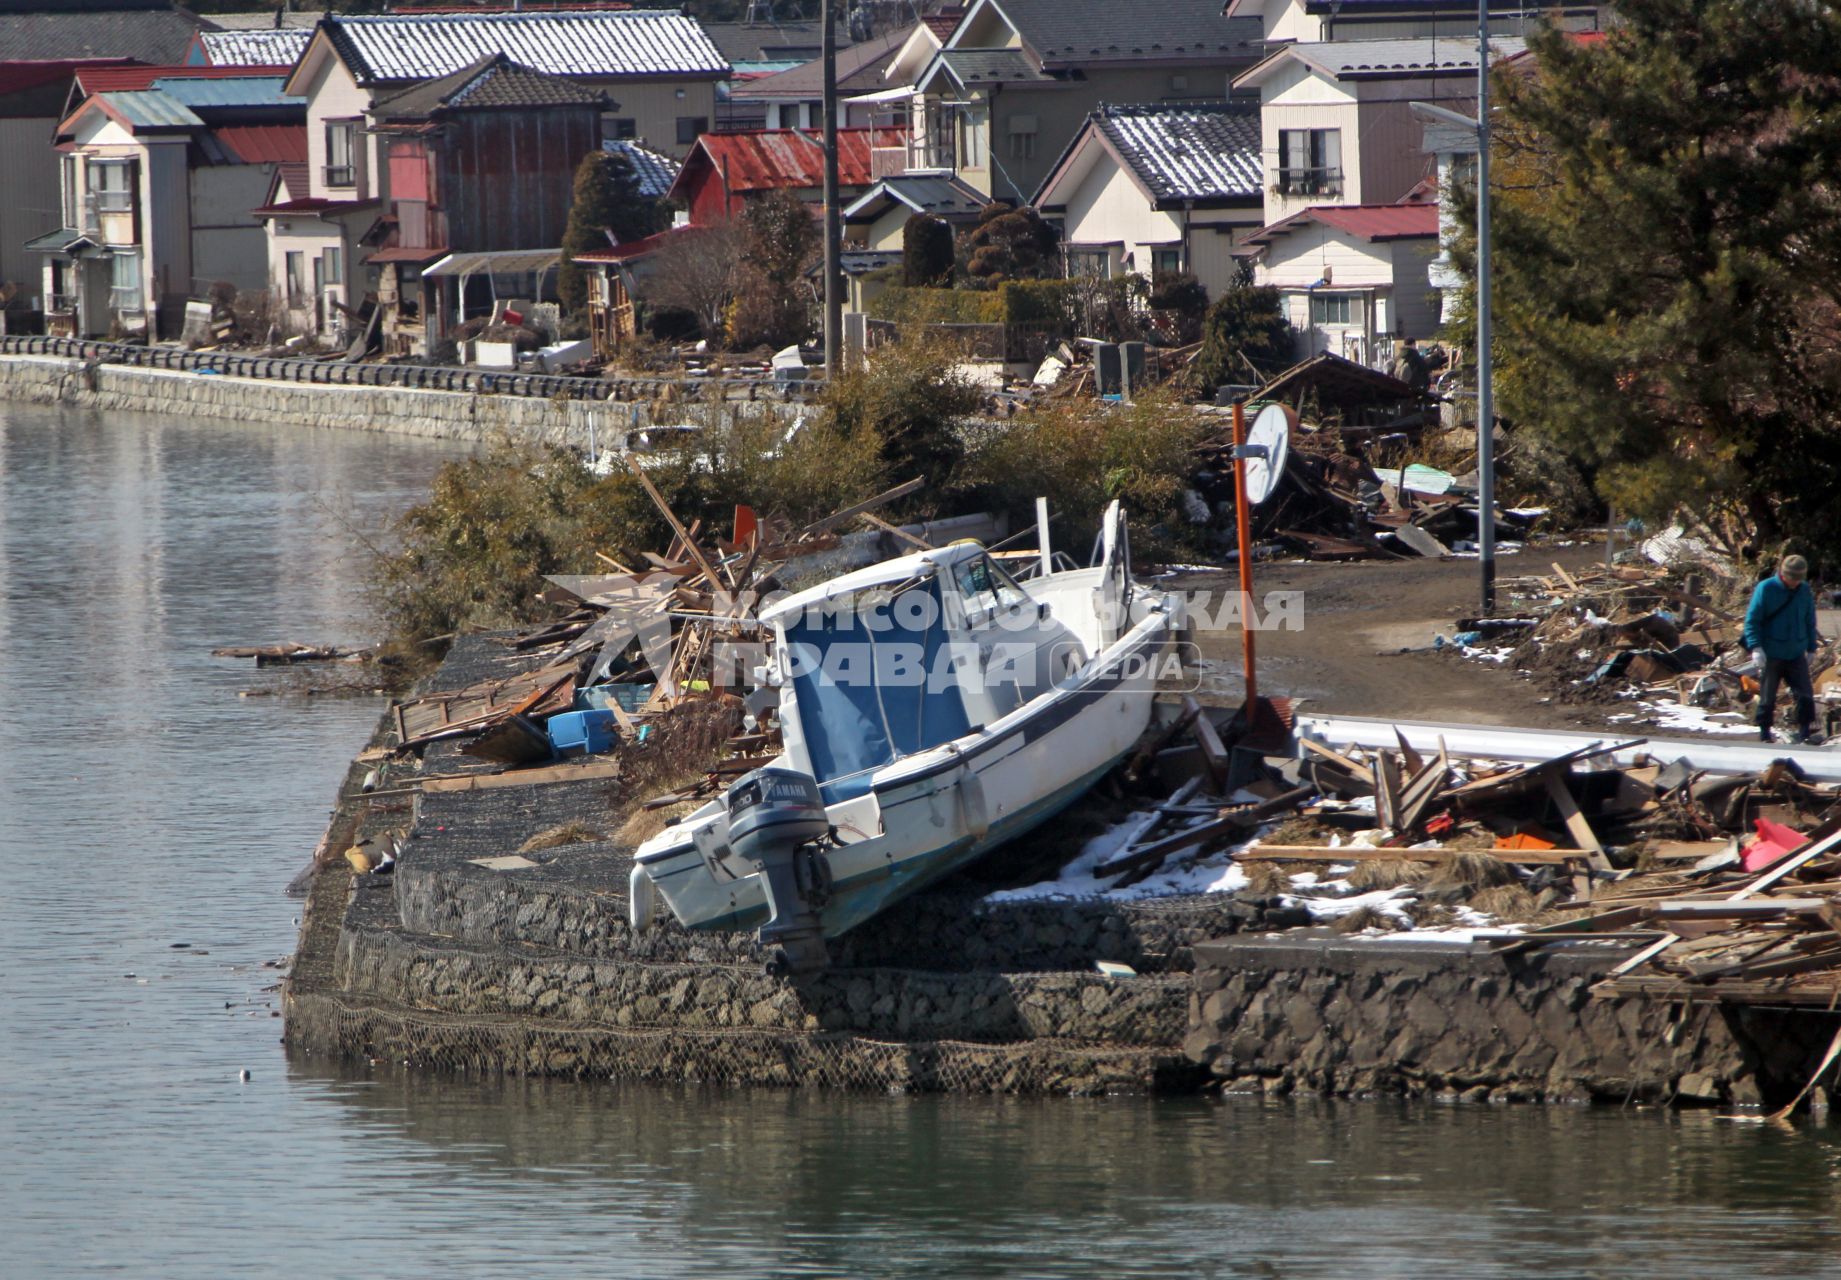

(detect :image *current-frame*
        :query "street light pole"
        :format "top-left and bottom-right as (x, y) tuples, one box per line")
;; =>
(1475, 0), (1496, 614)
(820, 0), (842, 378)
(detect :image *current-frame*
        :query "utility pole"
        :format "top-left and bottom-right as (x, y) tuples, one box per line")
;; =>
(1475, 0), (1496, 614)
(820, 0), (843, 377)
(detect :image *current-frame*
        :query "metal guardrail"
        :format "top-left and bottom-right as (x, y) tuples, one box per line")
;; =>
(0, 334), (811, 405)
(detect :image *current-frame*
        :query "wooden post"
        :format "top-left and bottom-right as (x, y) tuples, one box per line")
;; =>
(1232, 399), (1257, 712)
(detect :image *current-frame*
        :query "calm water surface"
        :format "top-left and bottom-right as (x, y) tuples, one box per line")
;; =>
(5, 401), (1841, 1279)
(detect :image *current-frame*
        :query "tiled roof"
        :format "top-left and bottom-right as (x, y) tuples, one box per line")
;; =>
(603, 139), (681, 200)
(1246, 203), (1440, 245)
(322, 11), (730, 85)
(372, 54), (604, 119)
(729, 28), (907, 100)
(0, 5), (203, 64)
(198, 28), (313, 69)
(933, 49), (1047, 86)
(151, 75), (300, 110)
(672, 127), (906, 197)
(697, 20), (850, 69)
(1236, 36), (1527, 89)
(1092, 101), (1261, 204)
(964, 0), (1258, 68)
(843, 174), (990, 223)
(210, 123), (306, 165)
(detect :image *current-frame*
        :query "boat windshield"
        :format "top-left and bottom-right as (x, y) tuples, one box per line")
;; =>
(782, 574), (974, 783)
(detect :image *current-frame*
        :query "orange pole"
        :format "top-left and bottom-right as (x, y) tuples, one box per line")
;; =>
(1232, 399), (1257, 712)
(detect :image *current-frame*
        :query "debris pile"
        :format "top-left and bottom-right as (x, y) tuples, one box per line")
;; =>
(375, 474), (936, 808)
(1448, 560), (1841, 736)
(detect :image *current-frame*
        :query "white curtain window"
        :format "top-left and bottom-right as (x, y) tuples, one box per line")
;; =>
(109, 252), (141, 312)
(1277, 129), (1342, 196)
(285, 251), (304, 303)
(90, 161), (132, 213)
(324, 121), (356, 187)
(61, 156), (78, 226)
(1310, 293), (1360, 327)
(322, 246), (344, 286)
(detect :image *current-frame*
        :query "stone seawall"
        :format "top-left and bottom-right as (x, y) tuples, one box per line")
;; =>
(0, 353), (788, 446)
(1186, 935), (1841, 1106)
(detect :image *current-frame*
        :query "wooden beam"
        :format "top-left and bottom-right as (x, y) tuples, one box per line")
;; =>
(1542, 765), (1613, 872)
(624, 457), (721, 589)
(797, 476), (927, 536)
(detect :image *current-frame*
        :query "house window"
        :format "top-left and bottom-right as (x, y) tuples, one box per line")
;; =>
(1448, 152), (1479, 191)
(89, 160), (132, 213)
(608, 116), (637, 140)
(1170, 74), (1189, 93)
(1278, 128), (1342, 197)
(1067, 248), (1111, 279)
(322, 246), (344, 287)
(1005, 113), (1037, 160)
(1151, 248), (1183, 277)
(676, 116), (708, 145)
(324, 120), (356, 187)
(1310, 293), (1361, 327)
(285, 251), (305, 304)
(61, 155), (78, 226)
(958, 107), (986, 168)
(109, 251), (141, 313)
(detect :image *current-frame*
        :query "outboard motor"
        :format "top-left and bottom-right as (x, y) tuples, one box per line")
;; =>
(726, 767), (833, 975)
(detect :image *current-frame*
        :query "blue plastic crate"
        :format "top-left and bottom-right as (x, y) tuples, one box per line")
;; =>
(547, 709), (618, 756)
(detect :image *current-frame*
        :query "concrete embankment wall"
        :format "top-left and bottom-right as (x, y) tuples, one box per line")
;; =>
(1186, 935), (1841, 1106)
(0, 353), (787, 446)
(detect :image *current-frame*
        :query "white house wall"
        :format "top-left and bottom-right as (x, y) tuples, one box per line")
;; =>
(1388, 236), (1441, 339)
(1259, 64), (1359, 224)
(302, 54), (376, 201)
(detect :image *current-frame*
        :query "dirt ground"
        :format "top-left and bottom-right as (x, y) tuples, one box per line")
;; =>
(1168, 543), (1653, 731)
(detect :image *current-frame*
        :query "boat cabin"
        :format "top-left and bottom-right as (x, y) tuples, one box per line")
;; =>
(758, 542), (1089, 796)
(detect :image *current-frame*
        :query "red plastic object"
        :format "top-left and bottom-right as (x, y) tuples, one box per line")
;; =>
(1741, 817), (1807, 873)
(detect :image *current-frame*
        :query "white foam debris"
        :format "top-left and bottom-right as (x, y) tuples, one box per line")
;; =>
(1640, 700), (1756, 735)
(983, 811), (1253, 902)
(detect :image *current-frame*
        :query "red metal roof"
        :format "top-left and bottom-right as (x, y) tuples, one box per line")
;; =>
(1248, 202), (1439, 245)
(211, 124), (305, 164)
(673, 126), (905, 197)
(253, 196), (379, 217)
(75, 63), (291, 93)
(0, 58), (139, 99)
(572, 225), (695, 263)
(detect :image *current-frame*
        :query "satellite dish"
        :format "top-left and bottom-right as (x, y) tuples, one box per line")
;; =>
(1243, 403), (1295, 505)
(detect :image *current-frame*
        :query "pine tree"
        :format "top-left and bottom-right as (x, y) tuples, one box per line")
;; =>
(558, 150), (657, 316)
(1482, 1), (1841, 553)
(962, 204), (1059, 285)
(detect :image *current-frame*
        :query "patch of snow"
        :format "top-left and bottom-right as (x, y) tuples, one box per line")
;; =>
(1285, 885), (1417, 922)
(1460, 644), (1514, 663)
(1640, 700), (1757, 736)
(984, 810), (1253, 902)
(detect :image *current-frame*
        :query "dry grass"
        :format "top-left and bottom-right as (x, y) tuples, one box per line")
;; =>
(1408, 902), (1461, 929)
(1262, 815), (1344, 846)
(518, 820), (601, 853)
(618, 794), (705, 846)
(1238, 860), (1292, 897)
(1333, 905), (1402, 934)
(1466, 883), (1543, 923)
(1426, 851), (1522, 893)
(1345, 858), (1431, 891)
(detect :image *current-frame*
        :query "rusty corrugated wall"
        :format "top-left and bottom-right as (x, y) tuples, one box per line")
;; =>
(437, 105), (603, 252)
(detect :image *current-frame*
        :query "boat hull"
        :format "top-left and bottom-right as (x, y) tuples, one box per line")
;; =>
(637, 606), (1173, 938)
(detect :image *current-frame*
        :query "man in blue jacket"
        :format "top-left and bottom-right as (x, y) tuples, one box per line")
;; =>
(1742, 554), (1821, 743)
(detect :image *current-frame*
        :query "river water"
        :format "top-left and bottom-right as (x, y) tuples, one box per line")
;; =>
(5, 401), (1841, 1279)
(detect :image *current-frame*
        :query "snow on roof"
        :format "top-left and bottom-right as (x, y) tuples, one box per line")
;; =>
(198, 28), (311, 69)
(1236, 35), (1527, 89)
(322, 10), (729, 85)
(1091, 101), (1262, 204)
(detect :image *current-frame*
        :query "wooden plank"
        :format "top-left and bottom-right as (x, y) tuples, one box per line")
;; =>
(1375, 751), (1403, 830)
(1233, 845), (1582, 865)
(624, 456), (722, 589)
(861, 511), (932, 550)
(1607, 933), (1680, 977)
(1728, 821), (1841, 900)
(1301, 738), (1376, 786)
(796, 476), (927, 537)
(1550, 560), (1581, 593)
(419, 758), (623, 792)
(1394, 727), (1426, 775)
(1542, 765), (1614, 872)
(1188, 695), (1230, 792)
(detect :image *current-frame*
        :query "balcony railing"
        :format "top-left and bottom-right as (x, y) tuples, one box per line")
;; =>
(871, 140), (954, 178)
(1274, 167), (1344, 197)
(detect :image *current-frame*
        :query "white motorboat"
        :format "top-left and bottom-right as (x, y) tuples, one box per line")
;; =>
(628, 502), (1180, 971)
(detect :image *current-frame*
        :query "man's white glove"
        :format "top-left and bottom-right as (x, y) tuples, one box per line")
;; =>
(1752, 648), (1767, 667)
